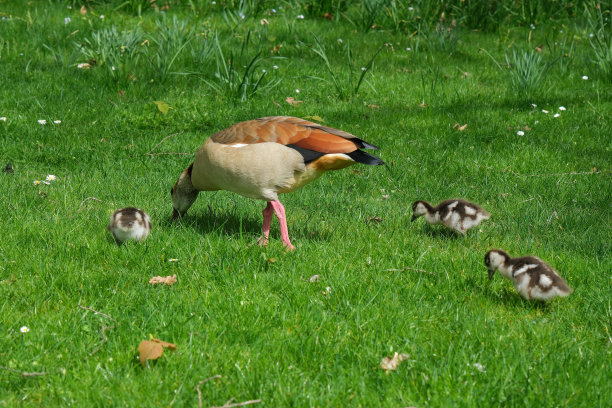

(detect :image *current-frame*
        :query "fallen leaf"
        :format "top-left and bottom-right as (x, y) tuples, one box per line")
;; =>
(419, 102), (427, 108)
(367, 216), (383, 223)
(153, 100), (172, 115)
(285, 97), (303, 106)
(138, 340), (163, 366)
(535, 44), (543, 53)
(380, 352), (409, 372)
(309, 274), (320, 282)
(150, 337), (177, 350)
(77, 62), (91, 69)
(304, 115), (324, 122)
(80, 5), (87, 15)
(260, 18), (269, 25)
(323, 12), (334, 20)
(453, 123), (468, 131)
(367, 104), (380, 109)
(149, 275), (177, 285)
(271, 44), (283, 54)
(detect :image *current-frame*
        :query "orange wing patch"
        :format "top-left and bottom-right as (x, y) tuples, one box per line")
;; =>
(210, 116), (360, 154)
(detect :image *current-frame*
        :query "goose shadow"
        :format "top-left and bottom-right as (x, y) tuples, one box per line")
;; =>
(480, 282), (549, 310)
(161, 207), (332, 243)
(418, 224), (463, 240)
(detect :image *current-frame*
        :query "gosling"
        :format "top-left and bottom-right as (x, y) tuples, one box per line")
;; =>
(411, 199), (490, 234)
(107, 208), (152, 243)
(484, 249), (572, 301)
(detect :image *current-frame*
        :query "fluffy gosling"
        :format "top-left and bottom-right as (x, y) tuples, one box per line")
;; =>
(108, 207), (152, 243)
(411, 199), (490, 234)
(484, 249), (572, 301)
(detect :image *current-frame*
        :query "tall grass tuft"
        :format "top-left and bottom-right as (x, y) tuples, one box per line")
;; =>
(584, 2), (612, 81)
(203, 31), (280, 102)
(149, 16), (194, 82)
(504, 49), (551, 97)
(347, 0), (392, 32)
(310, 36), (382, 100)
(78, 26), (145, 82)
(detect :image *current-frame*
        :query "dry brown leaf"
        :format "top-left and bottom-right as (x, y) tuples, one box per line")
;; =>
(149, 275), (177, 285)
(453, 123), (468, 131)
(271, 44), (283, 54)
(285, 97), (303, 106)
(138, 340), (163, 366)
(260, 18), (269, 25)
(80, 5), (87, 15)
(77, 62), (91, 69)
(380, 352), (410, 372)
(323, 12), (334, 20)
(367, 216), (383, 223)
(151, 337), (177, 350)
(368, 104), (380, 110)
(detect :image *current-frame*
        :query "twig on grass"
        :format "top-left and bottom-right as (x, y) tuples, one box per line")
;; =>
(87, 325), (114, 358)
(0, 366), (45, 377)
(383, 267), (436, 276)
(145, 131), (184, 156)
(212, 399), (262, 408)
(146, 152), (194, 156)
(197, 375), (222, 408)
(519, 197), (535, 204)
(78, 304), (117, 322)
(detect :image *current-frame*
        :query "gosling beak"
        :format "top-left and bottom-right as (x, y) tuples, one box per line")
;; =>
(410, 215), (417, 222)
(488, 269), (495, 280)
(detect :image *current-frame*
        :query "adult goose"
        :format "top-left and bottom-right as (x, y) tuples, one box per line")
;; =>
(171, 116), (384, 249)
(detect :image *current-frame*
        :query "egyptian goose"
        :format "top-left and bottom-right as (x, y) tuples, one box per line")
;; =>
(411, 199), (490, 234)
(108, 207), (152, 243)
(484, 249), (572, 301)
(170, 116), (384, 249)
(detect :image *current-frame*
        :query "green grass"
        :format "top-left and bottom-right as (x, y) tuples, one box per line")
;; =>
(1, 1), (611, 407)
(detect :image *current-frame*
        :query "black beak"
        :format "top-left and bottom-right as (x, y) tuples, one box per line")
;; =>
(488, 269), (495, 280)
(411, 215), (417, 222)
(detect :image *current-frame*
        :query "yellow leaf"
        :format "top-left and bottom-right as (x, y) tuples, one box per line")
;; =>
(304, 115), (324, 122)
(153, 101), (172, 115)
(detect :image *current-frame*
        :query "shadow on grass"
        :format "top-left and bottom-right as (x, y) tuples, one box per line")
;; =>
(418, 224), (462, 240)
(482, 283), (550, 310)
(162, 207), (332, 244)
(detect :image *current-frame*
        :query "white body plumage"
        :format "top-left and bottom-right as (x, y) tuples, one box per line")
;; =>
(107, 208), (152, 243)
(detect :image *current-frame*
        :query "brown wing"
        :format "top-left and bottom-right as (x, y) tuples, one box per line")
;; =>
(210, 116), (369, 154)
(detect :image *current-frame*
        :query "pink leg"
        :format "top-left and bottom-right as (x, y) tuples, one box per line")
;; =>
(258, 202), (274, 246)
(270, 200), (296, 250)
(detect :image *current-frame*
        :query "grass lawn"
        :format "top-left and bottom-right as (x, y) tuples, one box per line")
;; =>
(0, 1), (611, 406)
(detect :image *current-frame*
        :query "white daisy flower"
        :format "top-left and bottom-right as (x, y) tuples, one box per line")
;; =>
(534, 120), (539, 124)
(517, 130), (525, 136)
(271, 8), (276, 13)
(54, 120), (61, 124)
(262, 69), (266, 73)
(541, 109), (549, 114)
(530, 24), (536, 30)
(582, 75), (588, 80)
(361, 67), (367, 71)
(531, 103), (537, 107)
(406, 47), (412, 51)
(559, 106), (566, 111)
(273, 65), (278, 69)
(64, 17), (71, 25)
(297, 14), (304, 19)
(473, 363), (486, 372)
(99, 15), (104, 19)
(38, 119), (46, 125)
(46, 175), (57, 181)
(337, 38), (343, 43)
(0, 117), (6, 121)
(295, 89), (300, 93)
(554, 113), (560, 118)
(20, 326), (29, 333)
(168, 258), (179, 262)
(33, 180), (41, 185)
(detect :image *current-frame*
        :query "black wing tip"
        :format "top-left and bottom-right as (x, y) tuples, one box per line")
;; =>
(348, 149), (385, 166)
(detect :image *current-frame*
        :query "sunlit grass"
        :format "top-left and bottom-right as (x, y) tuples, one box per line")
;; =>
(0, 1), (611, 407)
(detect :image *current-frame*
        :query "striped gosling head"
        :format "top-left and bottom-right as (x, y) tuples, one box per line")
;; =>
(171, 163), (199, 220)
(484, 249), (510, 280)
(108, 207), (152, 243)
(411, 201), (431, 222)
